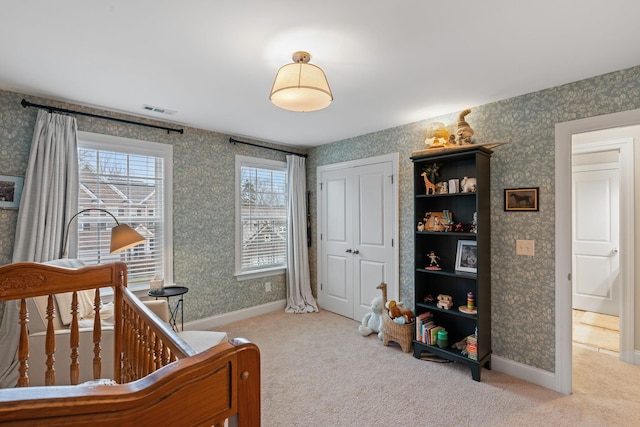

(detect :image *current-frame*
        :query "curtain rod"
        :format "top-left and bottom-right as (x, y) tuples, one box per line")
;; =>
(229, 137), (307, 158)
(21, 99), (184, 134)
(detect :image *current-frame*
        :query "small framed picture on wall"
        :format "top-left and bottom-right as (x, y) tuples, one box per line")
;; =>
(0, 176), (23, 209)
(504, 187), (539, 211)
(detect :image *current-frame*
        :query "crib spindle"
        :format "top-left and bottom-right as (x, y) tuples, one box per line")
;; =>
(17, 298), (29, 387)
(70, 291), (80, 385)
(92, 288), (102, 380)
(45, 295), (56, 386)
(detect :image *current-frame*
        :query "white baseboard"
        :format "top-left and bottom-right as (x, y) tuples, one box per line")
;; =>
(184, 299), (286, 331)
(492, 355), (558, 392)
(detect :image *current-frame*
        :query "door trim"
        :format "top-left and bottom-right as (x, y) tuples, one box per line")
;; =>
(555, 109), (640, 394)
(571, 139), (628, 318)
(316, 153), (400, 312)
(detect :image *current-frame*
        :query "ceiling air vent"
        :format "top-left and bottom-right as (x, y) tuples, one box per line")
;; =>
(142, 104), (177, 116)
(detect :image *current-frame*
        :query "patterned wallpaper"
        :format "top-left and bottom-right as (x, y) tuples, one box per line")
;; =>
(309, 65), (640, 372)
(1, 64), (639, 373)
(0, 89), (298, 322)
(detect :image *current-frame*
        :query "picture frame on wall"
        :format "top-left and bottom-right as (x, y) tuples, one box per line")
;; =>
(504, 187), (539, 211)
(455, 240), (477, 273)
(0, 176), (24, 209)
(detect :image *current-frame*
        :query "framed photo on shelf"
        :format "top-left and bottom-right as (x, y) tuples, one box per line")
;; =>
(0, 176), (23, 209)
(455, 240), (477, 273)
(504, 187), (539, 211)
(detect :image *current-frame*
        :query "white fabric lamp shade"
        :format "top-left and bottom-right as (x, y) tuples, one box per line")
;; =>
(270, 51), (333, 112)
(110, 223), (146, 254)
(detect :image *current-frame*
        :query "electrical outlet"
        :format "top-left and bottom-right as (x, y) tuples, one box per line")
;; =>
(265, 282), (272, 292)
(516, 239), (535, 256)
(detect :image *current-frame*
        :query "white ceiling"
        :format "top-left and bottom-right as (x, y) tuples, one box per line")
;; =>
(1, 1), (639, 148)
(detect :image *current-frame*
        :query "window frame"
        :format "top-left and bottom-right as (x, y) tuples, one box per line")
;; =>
(77, 131), (174, 290)
(235, 155), (287, 280)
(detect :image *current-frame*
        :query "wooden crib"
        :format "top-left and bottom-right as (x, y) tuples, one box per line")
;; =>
(0, 262), (260, 426)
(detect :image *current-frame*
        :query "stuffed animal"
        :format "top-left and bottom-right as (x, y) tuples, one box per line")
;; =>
(386, 300), (415, 324)
(452, 336), (470, 356)
(358, 296), (384, 340)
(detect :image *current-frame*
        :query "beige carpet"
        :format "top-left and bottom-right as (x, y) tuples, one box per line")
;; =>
(220, 309), (640, 426)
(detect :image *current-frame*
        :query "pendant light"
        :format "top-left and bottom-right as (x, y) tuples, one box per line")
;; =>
(269, 51), (333, 112)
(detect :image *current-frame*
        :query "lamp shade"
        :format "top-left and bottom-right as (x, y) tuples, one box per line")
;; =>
(270, 51), (333, 112)
(110, 223), (146, 254)
(62, 208), (146, 258)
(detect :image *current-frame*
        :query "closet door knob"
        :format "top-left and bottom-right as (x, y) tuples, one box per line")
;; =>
(353, 249), (360, 255)
(345, 248), (352, 253)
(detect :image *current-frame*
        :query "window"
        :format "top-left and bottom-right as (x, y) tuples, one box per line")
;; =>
(235, 155), (287, 279)
(77, 131), (173, 288)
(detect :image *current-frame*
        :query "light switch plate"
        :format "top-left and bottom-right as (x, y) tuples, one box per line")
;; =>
(516, 239), (535, 256)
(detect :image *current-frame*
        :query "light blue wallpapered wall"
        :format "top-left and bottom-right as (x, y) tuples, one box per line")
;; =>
(0, 89), (300, 322)
(1, 65), (639, 372)
(308, 65), (640, 372)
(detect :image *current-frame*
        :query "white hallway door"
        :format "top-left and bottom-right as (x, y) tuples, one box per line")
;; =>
(318, 156), (398, 321)
(572, 159), (620, 316)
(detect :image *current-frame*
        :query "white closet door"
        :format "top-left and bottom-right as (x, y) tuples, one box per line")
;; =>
(319, 158), (396, 321)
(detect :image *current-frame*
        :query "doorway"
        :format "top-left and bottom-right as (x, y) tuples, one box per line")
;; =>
(316, 153), (399, 322)
(555, 112), (640, 394)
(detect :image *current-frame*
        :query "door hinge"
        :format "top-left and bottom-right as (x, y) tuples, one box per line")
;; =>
(320, 183), (323, 191)
(392, 238), (394, 247)
(321, 233), (323, 241)
(390, 175), (394, 184)
(321, 283), (323, 290)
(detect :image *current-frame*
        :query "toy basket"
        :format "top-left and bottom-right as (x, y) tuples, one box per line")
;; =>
(377, 283), (414, 353)
(382, 312), (414, 352)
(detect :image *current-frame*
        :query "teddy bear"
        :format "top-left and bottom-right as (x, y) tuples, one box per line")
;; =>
(358, 296), (384, 340)
(386, 300), (414, 324)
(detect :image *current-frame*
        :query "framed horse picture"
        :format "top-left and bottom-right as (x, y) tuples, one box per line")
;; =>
(504, 187), (539, 211)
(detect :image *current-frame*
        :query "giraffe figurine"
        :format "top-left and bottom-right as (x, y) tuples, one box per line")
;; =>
(420, 172), (436, 195)
(376, 282), (388, 307)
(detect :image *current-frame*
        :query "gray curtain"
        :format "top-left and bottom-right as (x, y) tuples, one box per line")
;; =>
(285, 155), (318, 314)
(0, 110), (79, 387)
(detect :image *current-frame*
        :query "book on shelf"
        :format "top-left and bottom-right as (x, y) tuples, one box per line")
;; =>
(467, 335), (478, 360)
(428, 326), (444, 346)
(415, 311), (432, 343)
(419, 320), (434, 343)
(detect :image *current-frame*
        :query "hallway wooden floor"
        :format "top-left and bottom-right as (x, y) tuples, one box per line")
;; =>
(572, 309), (619, 355)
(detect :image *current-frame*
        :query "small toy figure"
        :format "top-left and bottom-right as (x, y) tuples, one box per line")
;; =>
(426, 250), (441, 270)
(420, 172), (436, 195)
(454, 223), (464, 232)
(470, 212), (478, 233)
(467, 291), (475, 310)
(437, 294), (453, 310)
(417, 221), (424, 232)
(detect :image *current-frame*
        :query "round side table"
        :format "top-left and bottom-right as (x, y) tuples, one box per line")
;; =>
(148, 286), (189, 331)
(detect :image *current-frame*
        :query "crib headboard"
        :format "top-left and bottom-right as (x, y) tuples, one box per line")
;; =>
(0, 262), (261, 426)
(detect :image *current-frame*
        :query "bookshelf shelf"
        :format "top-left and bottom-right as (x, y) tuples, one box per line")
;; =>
(411, 147), (492, 381)
(415, 302), (477, 320)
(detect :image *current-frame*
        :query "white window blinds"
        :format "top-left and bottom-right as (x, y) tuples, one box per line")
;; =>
(236, 156), (287, 276)
(77, 133), (172, 286)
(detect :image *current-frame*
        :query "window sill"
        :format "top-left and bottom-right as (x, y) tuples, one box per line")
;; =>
(235, 267), (285, 281)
